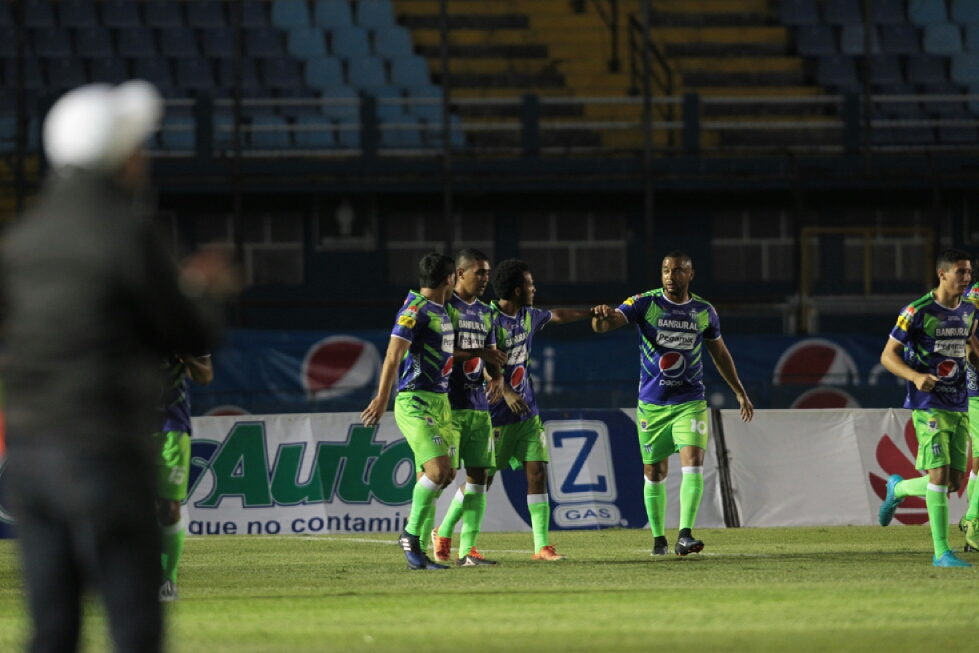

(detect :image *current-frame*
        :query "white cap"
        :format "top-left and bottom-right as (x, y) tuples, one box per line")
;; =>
(43, 80), (164, 172)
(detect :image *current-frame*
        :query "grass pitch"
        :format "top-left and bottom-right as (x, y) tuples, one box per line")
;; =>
(0, 526), (977, 652)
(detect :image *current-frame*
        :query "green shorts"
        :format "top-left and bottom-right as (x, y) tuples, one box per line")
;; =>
(395, 390), (457, 471)
(493, 415), (548, 470)
(636, 400), (709, 465)
(452, 409), (495, 470)
(152, 430), (190, 502)
(912, 408), (969, 472)
(968, 397), (979, 458)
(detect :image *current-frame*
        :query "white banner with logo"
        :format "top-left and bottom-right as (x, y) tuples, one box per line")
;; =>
(721, 408), (973, 527)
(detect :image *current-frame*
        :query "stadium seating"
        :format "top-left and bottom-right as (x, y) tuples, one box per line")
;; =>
(873, 0), (906, 25)
(33, 27), (72, 58)
(102, 1), (141, 29)
(356, 0), (395, 30)
(271, 0), (311, 29)
(953, 0), (979, 24)
(823, 0), (863, 26)
(90, 57), (128, 84)
(840, 25), (880, 54)
(968, 24), (979, 51)
(287, 27), (328, 59)
(118, 27), (159, 58)
(75, 27), (115, 58)
(145, 1), (183, 29)
(908, 0), (947, 26)
(304, 58), (345, 90)
(923, 23), (964, 55)
(24, 0), (56, 29)
(188, 2), (226, 29)
(314, 0), (354, 29)
(782, 0), (820, 26)
(331, 26), (371, 59)
(879, 24), (920, 54)
(202, 28), (235, 59)
(59, 1), (98, 29)
(250, 114), (291, 149)
(160, 28), (201, 58)
(373, 26), (413, 59)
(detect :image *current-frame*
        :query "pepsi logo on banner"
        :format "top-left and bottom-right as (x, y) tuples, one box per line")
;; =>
(301, 336), (381, 400)
(205, 405), (251, 417)
(659, 352), (686, 379)
(937, 359), (958, 383)
(511, 365), (526, 390)
(773, 338), (861, 409)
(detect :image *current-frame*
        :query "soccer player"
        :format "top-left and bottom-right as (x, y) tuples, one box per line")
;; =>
(489, 259), (610, 561)
(960, 279), (979, 551)
(431, 249), (509, 566)
(879, 249), (979, 568)
(155, 353), (212, 601)
(592, 251), (753, 557)
(361, 253), (462, 570)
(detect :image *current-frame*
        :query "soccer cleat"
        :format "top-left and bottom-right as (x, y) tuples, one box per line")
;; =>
(456, 553), (496, 567)
(532, 545), (567, 561)
(674, 536), (704, 556)
(464, 547), (497, 565)
(933, 550), (973, 568)
(159, 580), (179, 602)
(959, 515), (969, 534)
(422, 554), (449, 570)
(878, 474), (904, 527)
(431, 529), (452, 563)
(652, 544), (670, 556)
(965, 519), (979, 552)
(399, 530), (445, 570)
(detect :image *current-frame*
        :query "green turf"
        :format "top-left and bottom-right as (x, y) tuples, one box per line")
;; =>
(1, 526), (978, 652)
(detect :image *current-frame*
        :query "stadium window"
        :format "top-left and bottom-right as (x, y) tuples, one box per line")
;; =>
(314, 197), (378, 251)
(710, 212), (794, 282)
(192, 213), (305, 287)
(516, 212), (627, 283)
(384, 212), (495, 284)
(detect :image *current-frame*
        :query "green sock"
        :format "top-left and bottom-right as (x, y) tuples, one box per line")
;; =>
(458, 483), (487, 556)
(679, 467), (704, 532)
(161, 517), (185, 584)
(405, 474), (440, 537)
(926, 483), (950, 556)
(895, 475), (929, 499)
(437, 488), (465, 539)
(968, 476), (975, 504)
(418, 489), (442, 553)
(967, 474), (979, 521)
(527, 494), (550, 553)
(643, 479), (666, 538)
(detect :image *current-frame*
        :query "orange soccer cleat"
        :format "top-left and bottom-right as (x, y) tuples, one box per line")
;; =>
(431, 529), (452, 563)
(532, 545), (567, 561)
(464, 547), (498, 565)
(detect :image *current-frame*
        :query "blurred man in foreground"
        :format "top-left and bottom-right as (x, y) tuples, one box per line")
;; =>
(1, 82), (238, 653)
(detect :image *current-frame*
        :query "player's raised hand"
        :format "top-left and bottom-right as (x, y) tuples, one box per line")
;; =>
(361, 396), (386, 427)
(591, 305), (615, 320)
(480, 348), (508, 367)
(485, 376), (505, 404)
(914, 373), (939, 392)
(737, 392), (754, 422)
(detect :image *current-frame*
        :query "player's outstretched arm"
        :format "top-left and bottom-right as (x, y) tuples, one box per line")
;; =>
(362, 336), (410, 426)
(593, 309), (627, 334)
(455, 345), (507, 367)
(704, 337), (754, 422)
(550, 305), (614, 325)
(880, 337), (936, 392)
(182, 355), (213, 385)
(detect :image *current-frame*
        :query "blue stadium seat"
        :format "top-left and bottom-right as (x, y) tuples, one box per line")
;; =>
(841, 25), (881, 54)
(823, 0), (863, 25)
(908, 0), (947, 26)
(907, 55), (947, 83)
(272, 0), (311, 29)
(133, 58), (173, 90)
(276, 87), (320, 117)
(118, 27), (158, 59)
(314, 1), (354, 29)
(781, 0), (819, 25)
(24, 1), (55, 28)
(212, 87), (275, 116)
(294, 114), (336, 148)
(162, 88), (193, 116)
(373, 26), (413, 58)
(873, 0), (905, 24)
(968, 84), (979, 115)
(0, 115), (15, 153)
(145, 0), (183, 28)
(287, 27), (328, 59)
(33, 28), (72, 58)
(817, 55), (860, 89)
(160, 28), (200, 58)
(348, 57), (387, 88)
(426, 114), (465, 149)
(797, 25), (837, 56)
(0, 3), (12, 27)
(377, 101), (407, 123)
(249, 115), (291, 149)
(246, 28), (285, 58)
(160, 115), (195, 150)
(47, 58), (86, 90)
(924, 23), (964, 54)
(242, 1), (270, 28)
(879, 24), (920, 54)
(59, 1), (98, 28)
(952, 0), (979, 24)
(952, 53), (979, 83)
(0, 28), (21, 59)
(336, 115), (361, 148)
(188, 2), (226, 28)
(331, 27), (371, 59)
(390, 56), (429, 88)
(89, 57), (128, 84)
(869, 55), (903, 84)
(966, 24), (979, 51)
(263, 58), (303, 88)
(356, 0), (395, 30)
(381, 120), (423, 150)
(75, 27), (114, 58)
(321, 86), (359, 119)
(213, 115), (234, 149)
(4, 58), (45, 90)
(874, 81), (916, 94)
(102, 1), (141, 29)
(304, 57), (344, 89)
(217, 58), (260, 89)
(202, 28), (235, 59)
(176, 58), (215, 90)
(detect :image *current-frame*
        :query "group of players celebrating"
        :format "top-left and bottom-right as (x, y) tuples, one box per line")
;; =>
(361, 249), (754, 569)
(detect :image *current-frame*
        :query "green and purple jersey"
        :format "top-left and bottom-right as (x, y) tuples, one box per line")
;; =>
(616, 289), (721, 406)
(488, 303), (551, 427)
(157, 352), (208, 435)
(390, 291), (454, 394)
(966, 283), (979, 398)
(890, 291), (976, 412)
(446, 293), (497, 411)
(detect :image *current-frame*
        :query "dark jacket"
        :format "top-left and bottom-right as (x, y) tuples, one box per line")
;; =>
(0, 169), (222, 453)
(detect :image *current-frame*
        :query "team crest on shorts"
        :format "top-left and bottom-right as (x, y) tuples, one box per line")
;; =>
(493, 428), (501, 440)
(425, 417), (435, 426)
(643, 444), (653, 454)
(932, 443), (942, 456)
(640, 419), (648, 430)
(928, 418), (938, 431)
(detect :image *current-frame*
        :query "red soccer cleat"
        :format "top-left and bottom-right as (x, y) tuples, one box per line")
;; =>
(431, 529), (452, 563)
(532, 545), (567, 561)
(465, 547), (498, 565)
